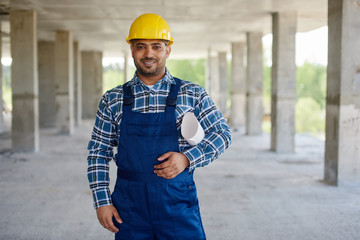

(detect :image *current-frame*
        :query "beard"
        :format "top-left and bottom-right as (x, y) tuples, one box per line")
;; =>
(134, 57), (166, 77)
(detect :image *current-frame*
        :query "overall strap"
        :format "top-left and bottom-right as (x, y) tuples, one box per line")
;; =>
(122, 82), (134, 112)
(166, 77), (181, 109)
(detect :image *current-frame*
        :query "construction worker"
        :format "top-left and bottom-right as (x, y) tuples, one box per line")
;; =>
(87, 13), (232, 240)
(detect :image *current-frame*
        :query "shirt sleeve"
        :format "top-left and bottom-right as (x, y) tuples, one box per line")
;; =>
(182, 88), (232, 171)
(87, 93), (119, 209)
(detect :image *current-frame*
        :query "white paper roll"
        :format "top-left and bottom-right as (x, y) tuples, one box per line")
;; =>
(181, 112), (205, 146)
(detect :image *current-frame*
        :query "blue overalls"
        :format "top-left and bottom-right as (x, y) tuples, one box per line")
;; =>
(112, 78), (206, 240)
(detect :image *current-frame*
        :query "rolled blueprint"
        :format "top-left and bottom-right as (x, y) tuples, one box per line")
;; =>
(181, 112), (205, 146)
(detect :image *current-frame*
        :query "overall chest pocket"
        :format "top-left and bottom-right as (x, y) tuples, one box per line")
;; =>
(126, 123), (175, 136)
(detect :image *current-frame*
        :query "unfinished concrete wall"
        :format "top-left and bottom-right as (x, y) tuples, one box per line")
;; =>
(82, 51), (103, 119)
(73, 41), (82, 126)
(124, 55), (130, 82)
(218, 52), (228, 115)
(246, 32), (263, 135)
(271, 12), (297, 153)
(209, 55), (220, 108)
(325, 0), (360, 185)
(38, 41), (56, 128)
(205, 49), (211, 94)
(10, 10), (39, 152)
(0, 25), (3, 133)
(231, 42), (246, 129)
(55, 31), (74, 134)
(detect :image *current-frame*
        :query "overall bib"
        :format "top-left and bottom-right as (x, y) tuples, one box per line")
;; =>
(112, 78), (206, 240)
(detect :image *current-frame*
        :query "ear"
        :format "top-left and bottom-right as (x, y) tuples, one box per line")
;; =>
(130, 45), (134, 58)
(165, 45), (171, 59)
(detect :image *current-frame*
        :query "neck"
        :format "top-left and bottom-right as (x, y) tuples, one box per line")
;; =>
(137, 70), (166, 86)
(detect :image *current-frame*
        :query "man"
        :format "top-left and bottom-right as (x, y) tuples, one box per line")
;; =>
(87, 13), (232, 240)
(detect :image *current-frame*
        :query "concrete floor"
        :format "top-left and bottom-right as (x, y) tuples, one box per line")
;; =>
(0, 120), (359, 240)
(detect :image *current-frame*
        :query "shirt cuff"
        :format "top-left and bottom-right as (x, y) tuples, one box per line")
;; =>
(92, 188), (113, 209)
(182, 145), (205, 172)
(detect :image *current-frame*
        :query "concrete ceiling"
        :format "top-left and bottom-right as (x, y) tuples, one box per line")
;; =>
(1, 0), (327, 59)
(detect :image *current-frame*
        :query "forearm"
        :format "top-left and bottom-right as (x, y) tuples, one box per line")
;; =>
(87, 92), (119, 209)
(183, 118), (232, 171)
(87, 156), (113, 209)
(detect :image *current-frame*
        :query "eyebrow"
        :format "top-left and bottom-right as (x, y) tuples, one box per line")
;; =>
(135, 42), (163, 47)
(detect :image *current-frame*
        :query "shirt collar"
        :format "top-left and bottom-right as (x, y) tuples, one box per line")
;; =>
(129, 68), (176, 87)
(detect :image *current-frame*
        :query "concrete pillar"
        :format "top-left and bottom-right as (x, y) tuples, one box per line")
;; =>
(209, 55), (220, 107)
(271, 12), (297, 152)
(218, 51), (228, 115)
(325, 0), (360, 185)
(231, 42), (246, 129)
(10, 10), (39, 152)
(82, 51), (103, 119)
(55, 31), (74, 134)
(205, 48), (211, 93)
(38, 41), (56, 128)
(246, 33), (264, 135)
(124, 54), (130, 82)
(0, 24), (3, 134)
(73, 41), (82, 126)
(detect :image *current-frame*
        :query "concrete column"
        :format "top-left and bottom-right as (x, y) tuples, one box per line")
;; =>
(73, 41), (82, 126)
(218, 51), (228, 115)
(10, 10), (39, 152)
(38, 41), (56, 128)
(82, 51), (103, 119)
(325, 0), (360, 185)
(271, 12), (297, 153)
(209, 55), (220, 107)
(205, 48), (211, 93)
(0, 24), (3, 133)
(55, 31), (74, 134)
(246, 33), (264, 135)
(124, 55), (130, 82)
(231, 42), (246, 129)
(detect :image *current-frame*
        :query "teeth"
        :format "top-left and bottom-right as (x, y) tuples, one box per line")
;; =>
(143, 60), (155, 66)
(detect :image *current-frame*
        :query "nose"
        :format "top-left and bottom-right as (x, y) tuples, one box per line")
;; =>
(144, 48), (153, 58)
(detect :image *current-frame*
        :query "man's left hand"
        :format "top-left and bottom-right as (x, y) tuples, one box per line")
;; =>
(154, 152), (190, 179)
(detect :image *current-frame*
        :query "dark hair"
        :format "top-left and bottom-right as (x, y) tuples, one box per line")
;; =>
(131, 39), (169, 46)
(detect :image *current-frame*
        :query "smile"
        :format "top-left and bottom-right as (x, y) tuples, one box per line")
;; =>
(141, 59), (157, 67)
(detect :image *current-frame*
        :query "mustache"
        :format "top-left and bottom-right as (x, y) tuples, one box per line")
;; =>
(141, 57), (157, 61)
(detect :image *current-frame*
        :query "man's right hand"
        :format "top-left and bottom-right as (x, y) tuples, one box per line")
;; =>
(96, 205), (122, 233)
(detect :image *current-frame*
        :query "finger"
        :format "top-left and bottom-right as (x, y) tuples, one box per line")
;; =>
(160, 171), (179, 179)
(154, 167), (173, 176)
(98, 218), (106, 229)
(157, 152), (173, 161)
(105, 216), (119, 233)
(154, 160), (171, 169)
(156, 168), (180, 179)
(113, 210), (123, 224)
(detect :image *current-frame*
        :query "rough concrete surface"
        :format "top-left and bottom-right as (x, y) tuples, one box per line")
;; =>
(0, 120), (359, 240)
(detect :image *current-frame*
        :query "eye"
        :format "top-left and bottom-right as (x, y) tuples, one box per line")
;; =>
(136, 45), (144, 50)
(153, 46), (161, 50)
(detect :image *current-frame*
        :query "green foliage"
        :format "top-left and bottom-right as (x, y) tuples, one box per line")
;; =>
(296, 62), (327, 108)
(102, 59), (207, 93)
(1, 57), (326, 138)
(296, 97), (325, 134)
(262, 62), (327, 135)
(2, 65), (11, 106)
(103, 63), (124, 93)
(166, 59), (206, 87)
(263, 65), (272, 114)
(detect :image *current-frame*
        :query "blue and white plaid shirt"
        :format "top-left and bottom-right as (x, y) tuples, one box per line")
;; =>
(87, 69), (232, 208)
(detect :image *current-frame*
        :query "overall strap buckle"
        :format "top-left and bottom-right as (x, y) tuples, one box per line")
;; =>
(123, 83), (134, 107)
(166, 77), (182, 108)
(124, 97), (134, 106)
(166, 97), (177, 107)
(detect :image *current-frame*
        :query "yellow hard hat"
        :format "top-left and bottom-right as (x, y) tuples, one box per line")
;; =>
(126, 13), (174, 45)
